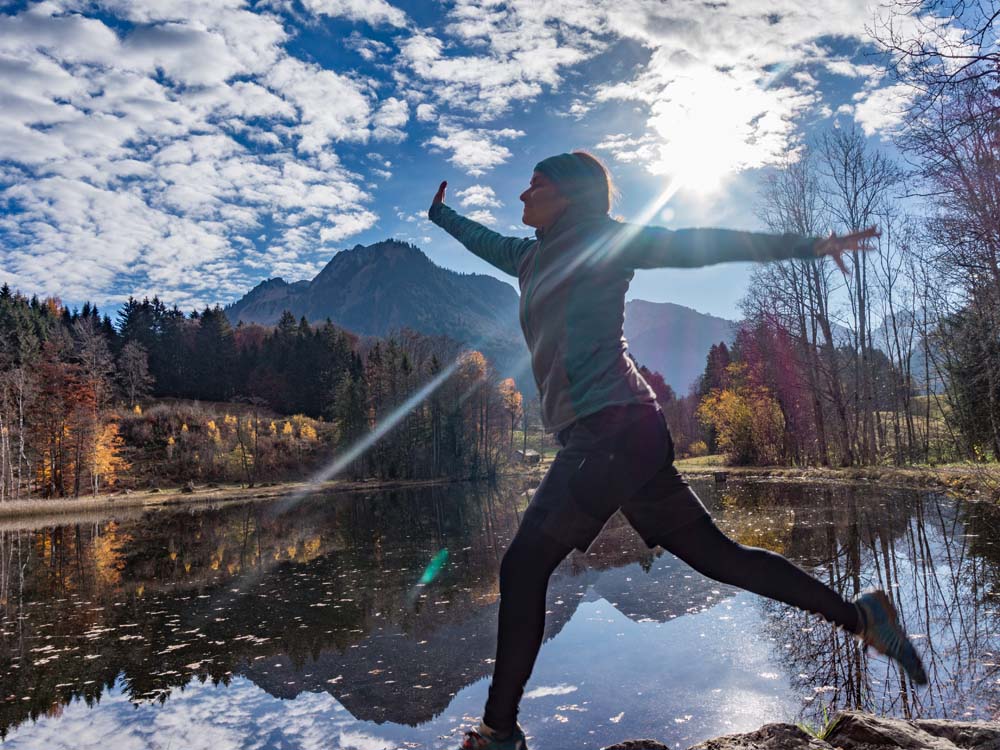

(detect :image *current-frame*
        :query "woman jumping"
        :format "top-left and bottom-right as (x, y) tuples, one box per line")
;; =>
(428, 151), (927, 750)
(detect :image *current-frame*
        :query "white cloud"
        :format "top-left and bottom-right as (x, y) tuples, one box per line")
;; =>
(319, 210), (379, 242)
(455, 185), (502, 208)
(0, 3), (397, 309)
(372, 96), (409, 142)
(824, 58), (883, 81)
(299, 0), (409, 28)
(266, 56), (373, 151)
(344, 31), (391, 61)
(415, 103), (437, 122)
(465, 209), (497, 224)
(852, 82), (917, 135)
(523, 683), (578, 699)
(397, 0), (605, 119)
(425, 125), (524, 176)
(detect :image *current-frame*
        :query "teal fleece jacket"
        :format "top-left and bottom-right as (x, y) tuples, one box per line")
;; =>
(429, 202), (819, 433)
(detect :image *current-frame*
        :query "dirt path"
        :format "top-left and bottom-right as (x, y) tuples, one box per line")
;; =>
(0, 476), (466, 526)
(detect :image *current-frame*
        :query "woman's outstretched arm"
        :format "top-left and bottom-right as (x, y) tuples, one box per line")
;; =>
(428, 181), (534, 278)
(616, 222), (878, 271)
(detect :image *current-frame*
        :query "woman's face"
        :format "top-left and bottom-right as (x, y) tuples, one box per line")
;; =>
(520, 171), (569, 230)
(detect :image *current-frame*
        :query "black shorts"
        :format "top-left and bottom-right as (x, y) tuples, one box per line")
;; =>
(522, 403), (709, 552)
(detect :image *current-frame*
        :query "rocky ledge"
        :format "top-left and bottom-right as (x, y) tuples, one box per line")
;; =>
(602, 711), (1000, 750)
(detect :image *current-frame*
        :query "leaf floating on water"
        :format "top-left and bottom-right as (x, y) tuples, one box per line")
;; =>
(609, 712), (624, 723)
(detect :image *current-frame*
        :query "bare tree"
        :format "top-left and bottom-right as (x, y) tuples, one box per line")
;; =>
(73, 316), (114, 410)
(118, 341), (154, 407)
(872, 0), (1000, 110)
(903, 76), (1000, 457)
(821, 126), (903, 464)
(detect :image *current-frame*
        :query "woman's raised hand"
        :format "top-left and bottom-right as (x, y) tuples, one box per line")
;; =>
(814, 225), (880, 275)
(432, 180), (447, 208)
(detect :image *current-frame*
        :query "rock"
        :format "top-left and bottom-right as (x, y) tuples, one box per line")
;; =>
(608, 713), (1000, 750)
(825, 712), (1000, 750)
(686, 723), (827, 750)
(181, 481), (195, 494)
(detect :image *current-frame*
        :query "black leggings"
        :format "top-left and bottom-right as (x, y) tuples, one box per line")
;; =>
(482, 513), (860, 735)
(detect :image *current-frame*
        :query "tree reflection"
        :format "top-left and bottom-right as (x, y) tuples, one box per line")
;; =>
(737, 483), (1000, 722)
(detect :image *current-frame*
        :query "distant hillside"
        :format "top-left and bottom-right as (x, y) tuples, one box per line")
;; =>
(226, 239), (527, 376)
(624, 299), (737, 393)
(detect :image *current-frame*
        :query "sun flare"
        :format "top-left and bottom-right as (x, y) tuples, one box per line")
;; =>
(646, 68), (794, 196)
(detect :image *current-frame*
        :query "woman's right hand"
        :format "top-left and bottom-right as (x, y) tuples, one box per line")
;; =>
(432, 180), (447, 208)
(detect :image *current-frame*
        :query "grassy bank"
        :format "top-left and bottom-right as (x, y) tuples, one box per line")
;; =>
(675, 455), (1000, 501)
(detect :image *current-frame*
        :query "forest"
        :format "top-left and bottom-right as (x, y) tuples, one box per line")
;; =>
(0, 292), (525, 500)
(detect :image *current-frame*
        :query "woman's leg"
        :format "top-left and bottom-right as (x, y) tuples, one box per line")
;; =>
(482, 522), (574, 736)
(651, 512), (860, 633)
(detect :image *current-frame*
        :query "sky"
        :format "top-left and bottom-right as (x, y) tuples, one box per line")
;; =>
(0, 0), (935, 320)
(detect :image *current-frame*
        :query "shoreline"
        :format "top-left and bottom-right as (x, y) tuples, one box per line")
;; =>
(675, 460), (1000, 501)
(0, 460), (995, 526)
(0, 475), (479, 526)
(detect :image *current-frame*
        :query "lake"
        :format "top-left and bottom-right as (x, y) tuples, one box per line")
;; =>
(0, 478), (997, 749)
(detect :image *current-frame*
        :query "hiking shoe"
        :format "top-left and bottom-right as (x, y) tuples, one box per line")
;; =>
(459, 722), (527, 750)
(855, 590), (928, 685)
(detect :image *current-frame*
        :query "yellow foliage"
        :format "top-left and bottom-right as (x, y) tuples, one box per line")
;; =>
(688, 440), (709, 457)
(282, 421), (293, 436)
(93, 521), (131, 588)
(697, 384), (785, 465)
(92, 422), (128, 490)
(181, 423), (188, 433)
(133, 404), (142, 415)
(498, 377), (523, 415)
(269, 421), (277, 435)
(460, 350), (488, 381)
(303, 536), (322, 559)
(299, 423), (318, 442)
(167, 435), (175, 446)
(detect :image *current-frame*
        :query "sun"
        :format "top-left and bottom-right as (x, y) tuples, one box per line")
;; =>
(646, 68), (778, 196)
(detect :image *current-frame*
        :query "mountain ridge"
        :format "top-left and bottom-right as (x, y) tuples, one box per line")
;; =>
(227, 240), (743, 390)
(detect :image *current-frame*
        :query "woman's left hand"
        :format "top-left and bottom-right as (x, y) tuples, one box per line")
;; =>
(814, 226), (880, 275)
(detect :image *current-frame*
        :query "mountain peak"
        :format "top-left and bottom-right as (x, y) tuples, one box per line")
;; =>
(225, 239), (522, 369)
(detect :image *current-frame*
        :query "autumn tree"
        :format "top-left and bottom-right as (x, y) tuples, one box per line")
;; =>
(498, 378), (523, 453)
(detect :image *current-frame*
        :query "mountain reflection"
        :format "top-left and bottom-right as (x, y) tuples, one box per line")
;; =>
(0, 480), (997, 740)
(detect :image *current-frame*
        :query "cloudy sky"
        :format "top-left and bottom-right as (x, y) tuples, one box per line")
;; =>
(0, 0), (928, 319)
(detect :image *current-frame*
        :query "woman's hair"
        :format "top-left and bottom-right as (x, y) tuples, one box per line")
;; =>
(534, 150), (616, 215)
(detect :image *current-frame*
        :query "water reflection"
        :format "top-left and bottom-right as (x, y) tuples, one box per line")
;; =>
(0, 480), (997, 748)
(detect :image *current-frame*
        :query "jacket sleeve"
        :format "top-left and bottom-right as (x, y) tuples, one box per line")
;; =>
(429, 203), (534, 277)
(614, 223), (820, 269)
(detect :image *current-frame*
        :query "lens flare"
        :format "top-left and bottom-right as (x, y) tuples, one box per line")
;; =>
(418, 548), (449, 585)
